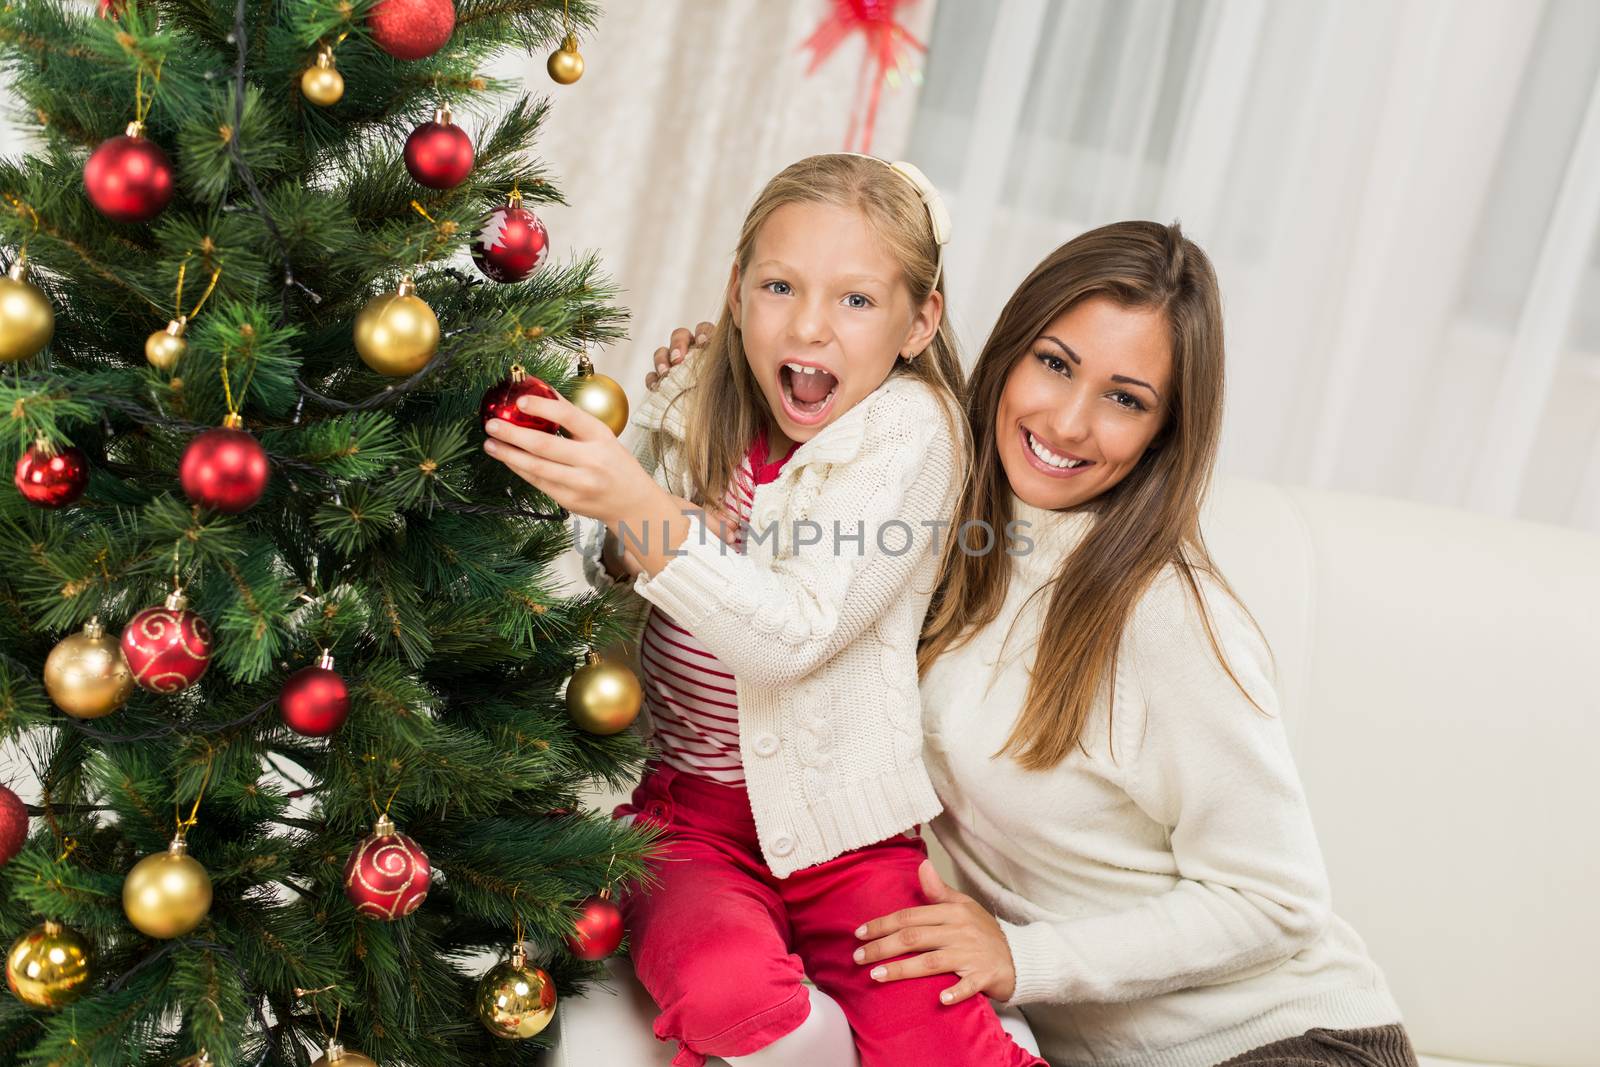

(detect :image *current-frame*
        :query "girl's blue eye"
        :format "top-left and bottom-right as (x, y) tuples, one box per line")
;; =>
(764, 281), (792, 295)
(845, 293), (872, 309)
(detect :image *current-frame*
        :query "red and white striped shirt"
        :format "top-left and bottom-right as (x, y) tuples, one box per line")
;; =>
(639, 430), (797, 784)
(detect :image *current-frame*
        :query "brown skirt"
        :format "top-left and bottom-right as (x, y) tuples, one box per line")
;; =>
(1215, 1025), (1419, 1067)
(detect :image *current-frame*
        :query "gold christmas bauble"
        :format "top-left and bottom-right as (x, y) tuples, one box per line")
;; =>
(43, 617), (135, 719)
(144, 316), (188, 371)
(301, 49), (345, 107)
(572, 354), (628, 436)
(476, 947), (556, 1039)
(5, 919), (93, 1009)
(122, 837), (212, 939)
(565, 651), (642, 735)
(547, 33), (584, 84)
(0, 258), (54, 363)
(311, 1044), (378, 1066)
(353, 276), (439, 377)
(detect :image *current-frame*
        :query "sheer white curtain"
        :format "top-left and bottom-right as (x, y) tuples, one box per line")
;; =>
(907, 0), (1600, 533)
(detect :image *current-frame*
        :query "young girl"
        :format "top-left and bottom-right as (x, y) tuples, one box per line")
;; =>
(483, 154), (1045, 1067)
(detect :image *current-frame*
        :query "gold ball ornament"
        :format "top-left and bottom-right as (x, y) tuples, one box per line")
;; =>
(43, 617), (135, 719)
(6, 920), (92, 1009)
(547, 32), (584, 84)
(565, 650), (642, 735)
(0, 256), (54, 364)
(144, 315), (188, 371)
(572, 353), (629, 436)
(354, 275), (439, 377)
(476, 944), (556, 1039)
(122, 836), (212, 939)
(301, 46), (345, 107)
(311, 1043), (378, 1067)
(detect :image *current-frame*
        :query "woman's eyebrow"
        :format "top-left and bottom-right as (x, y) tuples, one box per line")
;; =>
(1042, 334), (1161, 401)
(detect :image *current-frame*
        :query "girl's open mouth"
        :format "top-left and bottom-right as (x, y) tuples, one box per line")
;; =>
(779, 361), (840, 425)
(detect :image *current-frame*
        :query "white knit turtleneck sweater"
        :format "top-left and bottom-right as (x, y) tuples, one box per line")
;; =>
(921, 497), (1402, 1067)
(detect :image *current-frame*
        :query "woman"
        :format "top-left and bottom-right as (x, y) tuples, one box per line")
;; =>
(648, 221), (1416, 1066)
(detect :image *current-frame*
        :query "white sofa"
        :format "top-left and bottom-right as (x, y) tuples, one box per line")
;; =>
(549, 479), (1598, 1067)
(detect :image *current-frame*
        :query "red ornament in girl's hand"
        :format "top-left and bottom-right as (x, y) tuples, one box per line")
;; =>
(481, 367), (560, 434)
(368, 0), (456, 60)
(14, 441), (88, 508)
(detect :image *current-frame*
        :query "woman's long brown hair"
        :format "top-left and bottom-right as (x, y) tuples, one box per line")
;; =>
(652, 154), (968, 509)
(918, 220), (1260, 770)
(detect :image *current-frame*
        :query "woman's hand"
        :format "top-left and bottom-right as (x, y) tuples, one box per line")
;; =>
(854, 860), (1018, 1006)
(484, 390), (666, 527)
(645, 320), (715, 391)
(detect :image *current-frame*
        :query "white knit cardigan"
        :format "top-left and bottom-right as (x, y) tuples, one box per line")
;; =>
(576, 359), (963, 877)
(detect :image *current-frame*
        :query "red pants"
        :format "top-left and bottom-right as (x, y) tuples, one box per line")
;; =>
(616, 764), (1047, 1067)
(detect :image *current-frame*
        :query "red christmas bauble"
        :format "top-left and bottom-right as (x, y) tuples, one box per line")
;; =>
(369, 0), (456, 61)
(404, 114), (474, 190)
(121, 593), (213, 694)
(343, 816), (431, 920)
(84, 127), (173, 223)
(14, 442), (88, 508)
(279, 658), (350, 737)
(481, 369), (559, 434)
(471, 201), (550, 283)
(97, 0), (123, 16)
(564, 894), (625, 960)
(0, 784), (28, 867)
(180, 423), (269, 514)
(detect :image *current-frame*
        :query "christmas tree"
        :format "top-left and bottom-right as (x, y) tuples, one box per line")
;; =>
(0, 0), (654, 1062)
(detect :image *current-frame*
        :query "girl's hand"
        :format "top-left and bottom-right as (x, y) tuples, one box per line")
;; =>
(853, 860), (1018, 1006)
(600, 528), (646, 582)
(484, 390), (665, 526)
(645, 320), (715, 391)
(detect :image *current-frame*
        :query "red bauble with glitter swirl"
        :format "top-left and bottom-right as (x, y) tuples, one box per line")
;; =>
(83, 122), (173, 223)
(471, 199), (549, 283)
(480, 365), (559, 434)
(564, 892), (625, 960)
(120, 590), (213, 694)
(180, 416), (269, 514)
(0, 783), (28, 867)
(13, 439), (88, 508)
(403, 105), (474, 190)
(368, 0), (456, 61)
(343, 815), (431, 920)
(279, 653), (350, 737)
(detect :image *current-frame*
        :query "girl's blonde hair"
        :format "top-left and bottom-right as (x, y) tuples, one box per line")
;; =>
(655, 154), (967, 509)
(918, 221), (1262, 770)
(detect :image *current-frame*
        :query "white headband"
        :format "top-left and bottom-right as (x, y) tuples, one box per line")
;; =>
(842, 153), (952, 289)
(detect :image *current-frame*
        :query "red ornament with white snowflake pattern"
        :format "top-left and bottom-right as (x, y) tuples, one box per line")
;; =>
(471, 195), (549, 283)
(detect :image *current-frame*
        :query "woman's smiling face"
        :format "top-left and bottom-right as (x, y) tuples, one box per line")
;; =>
(997, 296), (1174, 511)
